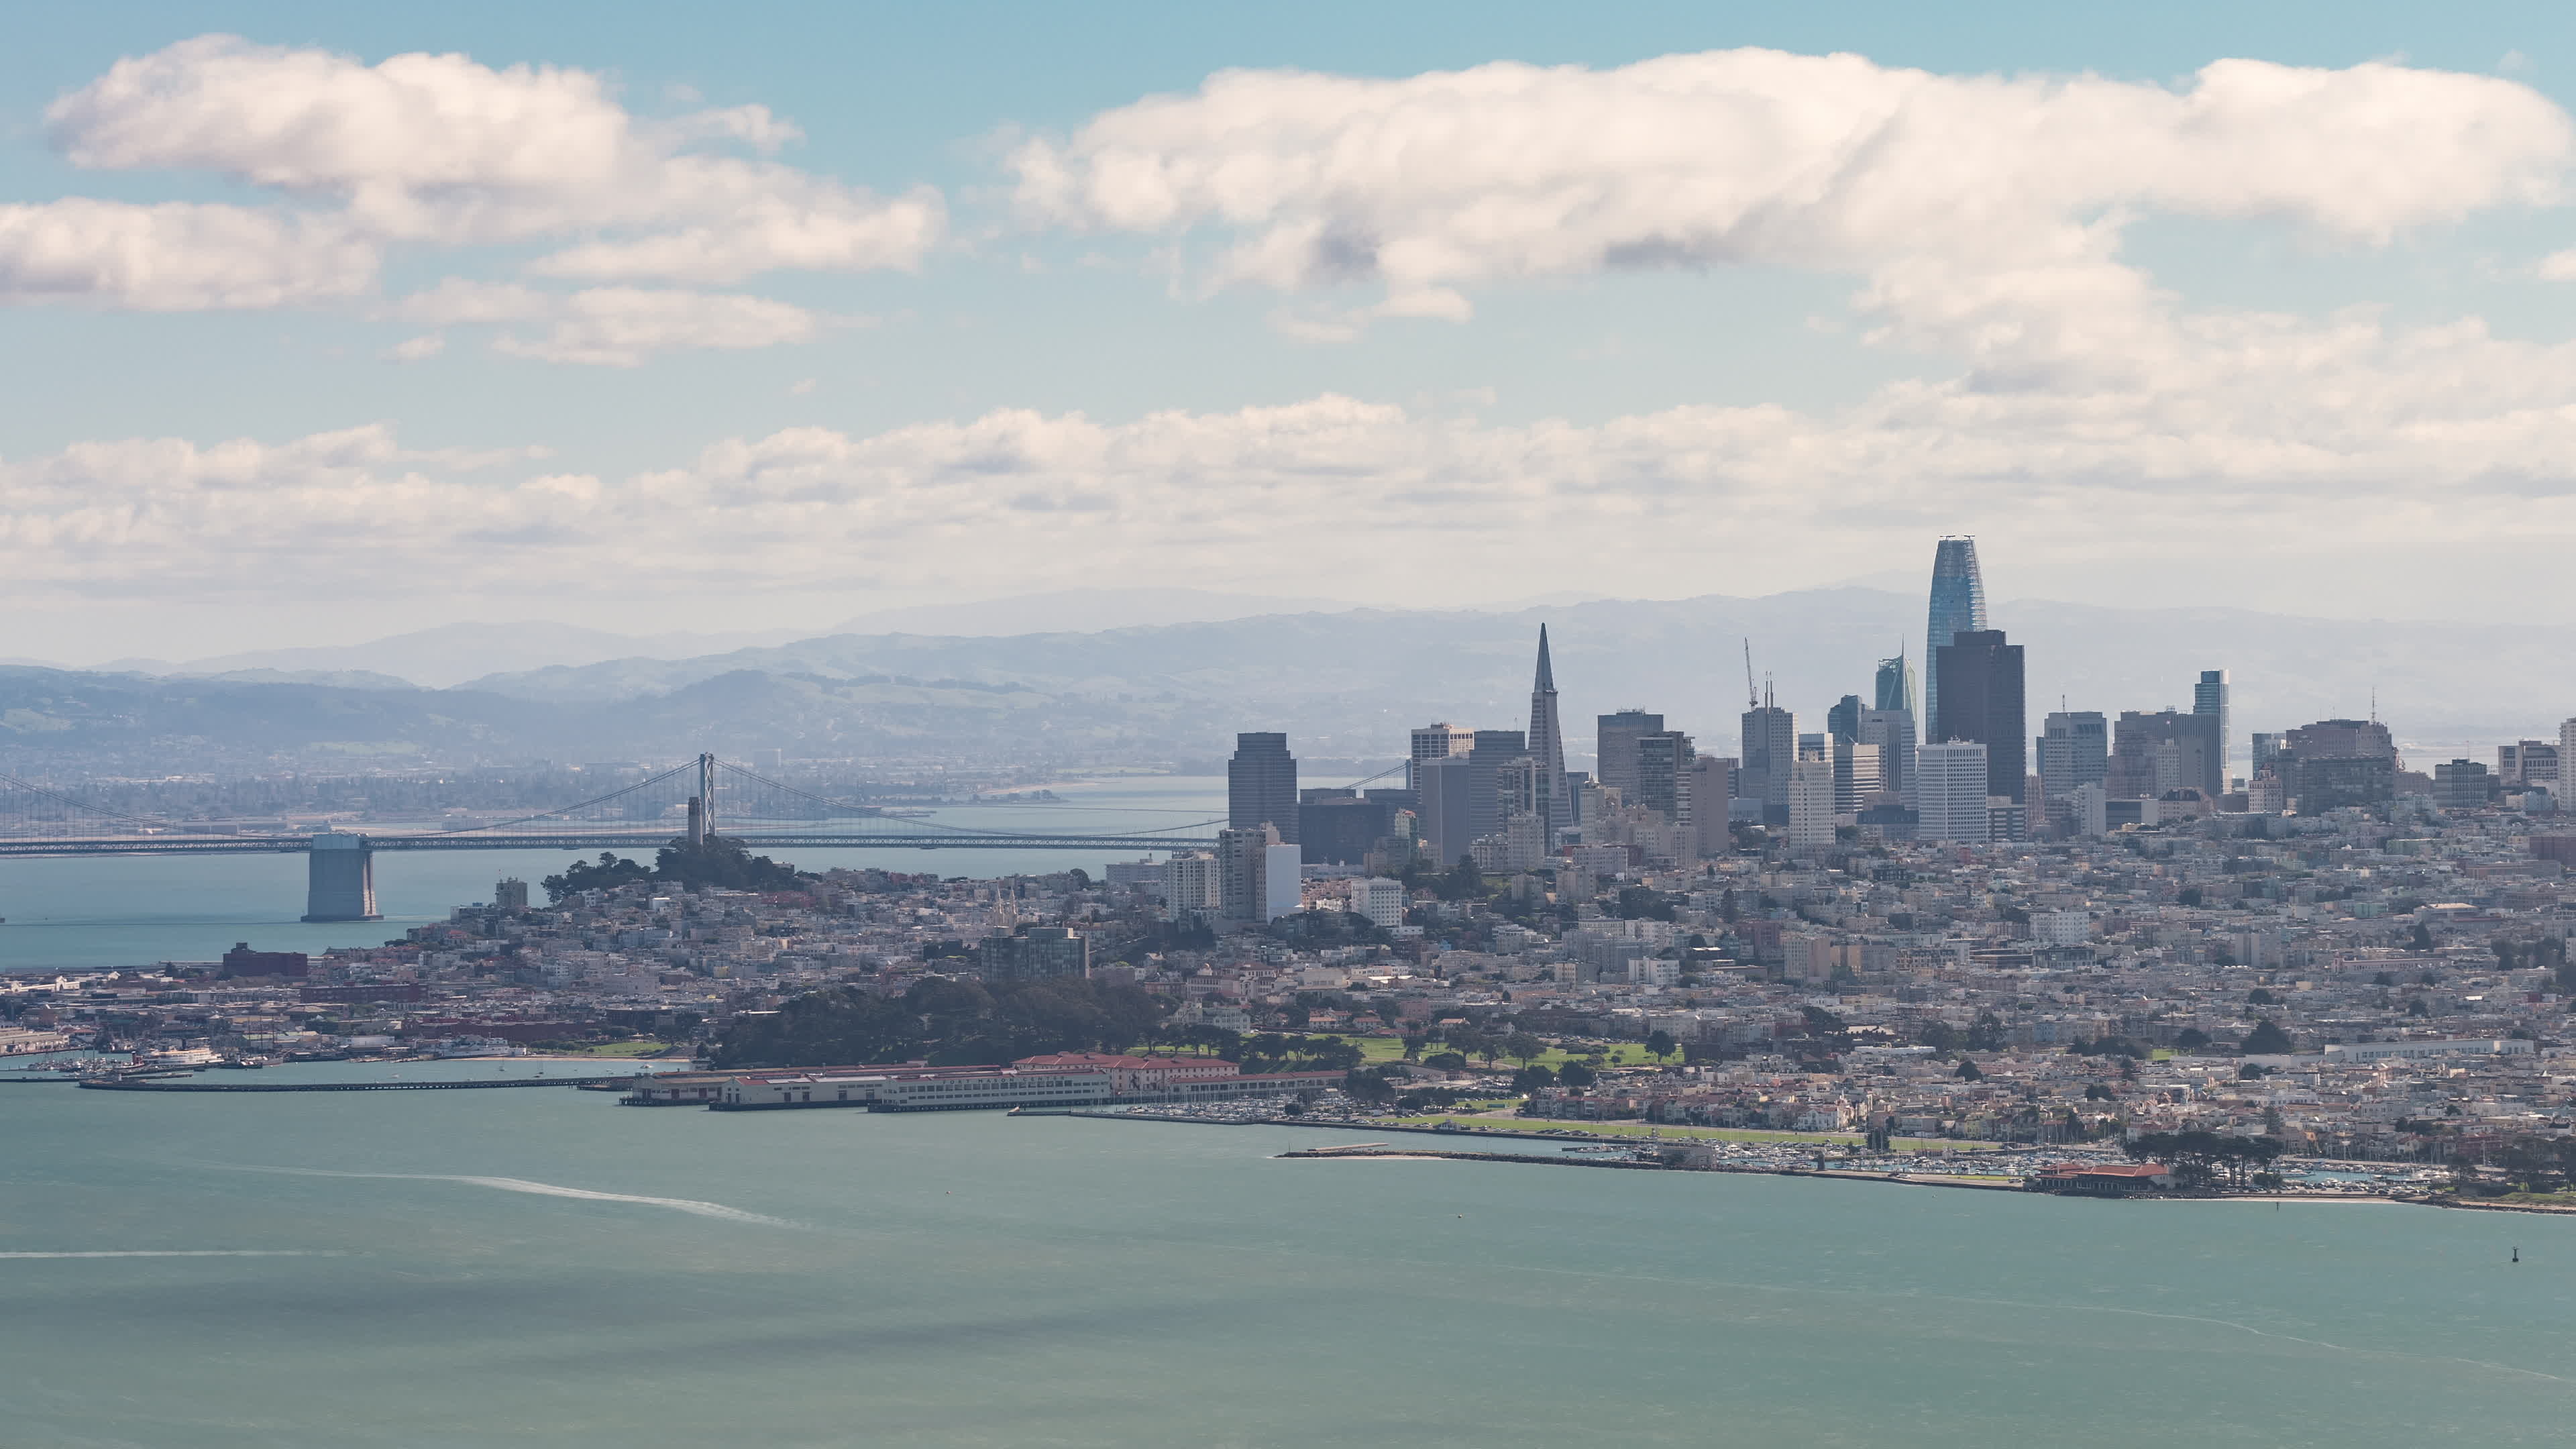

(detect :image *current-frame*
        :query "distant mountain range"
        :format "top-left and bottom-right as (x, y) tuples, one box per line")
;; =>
(0, 587), (2551, 773)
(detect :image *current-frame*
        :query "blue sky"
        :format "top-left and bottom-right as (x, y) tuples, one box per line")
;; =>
(9, 3), (2576, 657)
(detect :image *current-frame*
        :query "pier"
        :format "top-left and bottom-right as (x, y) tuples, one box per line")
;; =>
(76, 1074), (640, 1093)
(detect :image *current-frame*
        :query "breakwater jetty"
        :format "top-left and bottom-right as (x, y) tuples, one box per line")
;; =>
(76, 1074), (639, 1093)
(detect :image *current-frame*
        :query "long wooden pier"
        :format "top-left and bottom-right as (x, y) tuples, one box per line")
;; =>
(77, 1075), (638, 1093)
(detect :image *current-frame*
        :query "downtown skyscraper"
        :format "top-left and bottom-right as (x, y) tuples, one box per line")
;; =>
(1923, 536), (1988, 737)
(1525, 626), (1571, 833)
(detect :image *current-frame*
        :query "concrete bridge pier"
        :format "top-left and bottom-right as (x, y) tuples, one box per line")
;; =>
(303, 833), (382, 922)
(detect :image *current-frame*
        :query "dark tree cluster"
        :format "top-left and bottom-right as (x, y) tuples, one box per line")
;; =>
(2123, 1130), (2285, 1188)
(711, 975), (1163, 1068)
(540, 833), (810, 902)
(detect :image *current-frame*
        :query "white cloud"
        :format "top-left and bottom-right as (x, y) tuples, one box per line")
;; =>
(15, 33), (941, 317)
(1013, 51), (2575, 356)
(19, 297), (2576, 617)
(490, 287), (824, 366)
(384, 333), (445, 362)
(0, 199), (374, 309)
(2540, 248), (2576, 281)
(387, 278), (830, 364)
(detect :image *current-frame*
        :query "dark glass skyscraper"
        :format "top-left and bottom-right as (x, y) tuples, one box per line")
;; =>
(1227, 732), (1299, 843)
(1934, 629), (2025, 805)
(1826, 694), (1863, 744)
(1924, 536), (1988, 735)
(1873, 649), (1916, 715)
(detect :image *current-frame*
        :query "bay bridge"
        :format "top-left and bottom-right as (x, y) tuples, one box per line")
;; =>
(0, 755), (1220, 921)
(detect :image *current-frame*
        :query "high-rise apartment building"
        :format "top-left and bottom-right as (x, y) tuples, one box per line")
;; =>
(1924, 537), (1988, 734)
(2194, 669), (2230, 777)
(1227, 733), (1298, 843)
(1916, 742), (1992, 843)
(1787, 751), (1837, 848)
(1933, 628), (2025, 807)
(1163, 852), (1219, 919)
(2251, 733), (2285, 778)
(2561, 718), (2576, 792)
(1525, 627), (1572, 833)
(1216, 824), (1282, 923)
(1739, 702), (1796, 824)
(1874, 650), (1917, 715)
(1595, 709), (1663, 802)
(1407, 723), (1472, 790)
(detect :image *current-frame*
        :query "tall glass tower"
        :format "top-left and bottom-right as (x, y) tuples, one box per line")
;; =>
(1923, 536), (1988, 739)
(1873, 648), (1916, 715)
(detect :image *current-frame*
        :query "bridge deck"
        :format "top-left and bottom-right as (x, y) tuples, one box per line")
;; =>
(0, 833), (1214, 857)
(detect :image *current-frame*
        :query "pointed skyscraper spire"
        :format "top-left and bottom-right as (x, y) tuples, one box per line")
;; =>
(1527, 625), (1571, 835)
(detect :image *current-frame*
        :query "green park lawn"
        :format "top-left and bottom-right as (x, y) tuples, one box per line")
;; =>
(547, 1040), (678, 1058)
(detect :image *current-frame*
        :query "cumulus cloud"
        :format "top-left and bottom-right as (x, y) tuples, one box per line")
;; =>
(388, 278), (826, 364)
(491, 287), (825, 366)
(13, 34), (940, 327)
(18, 299), (2576, 615)
(1013, 51), (2575, 356)
(45, 35), (943, 279)
(0, 199), (374, 309)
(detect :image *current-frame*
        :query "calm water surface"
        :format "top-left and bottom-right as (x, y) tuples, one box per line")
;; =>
(0, 776), (1228, 971)
(1, 1071), (2571, 1447)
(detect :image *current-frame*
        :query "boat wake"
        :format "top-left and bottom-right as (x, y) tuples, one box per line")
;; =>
(239, 1166), (799, 1228)
(0, 1249), (341, 1259)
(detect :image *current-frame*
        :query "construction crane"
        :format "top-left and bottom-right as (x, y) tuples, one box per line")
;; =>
(1743, 639), (1759, 709)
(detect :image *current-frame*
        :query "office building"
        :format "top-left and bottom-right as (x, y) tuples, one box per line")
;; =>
(2251, 733), (2285, 778)
(1296, 788), (1387, 867)
(1525, 627), (1572, 833)
(1408, 724), (1472, 790)
(2436, 759), (2498, 812)
(1832, 739), (1884, 816)
(1916, 742), (1992, 843)
(2194, 669), (2230, 777)
(1933, 628), (2025, 806)
(1858, 708), (1915, 804)
(1595, 709), (1663, 801)
(1826, 694), (1862, 744)
(2561, 718), (2576, 791)
(493, 877), (529, 911)
(1740, 700), (1796, 824)
(1874, 649), (1917, 715)
(1635, 731), (1696, 829)
(1923, 536), (1988, 733)
(2037, 711), (2108, 831)
(1467, 729), (1530, 843)
(1692, 755), (1738, 855)
(1413, 757), (1477, 867)
(2499, 740), (2560, 788)
(1227, 733), (1298, 843)
(2275, 719), (2397, 812)
(2107, 710), (2222, 802)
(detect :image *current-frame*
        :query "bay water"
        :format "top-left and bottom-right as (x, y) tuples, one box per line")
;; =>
(0, 775), (1229, 972)
(1, 1069), (2571, 1447)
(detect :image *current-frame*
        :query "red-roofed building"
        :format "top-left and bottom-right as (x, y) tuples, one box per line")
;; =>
(1014, 1053), (1238, 1093)
(2027, 1162), (2173, 1195)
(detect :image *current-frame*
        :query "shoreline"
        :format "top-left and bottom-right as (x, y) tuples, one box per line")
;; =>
(1077, 1110), (2569, 1212)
